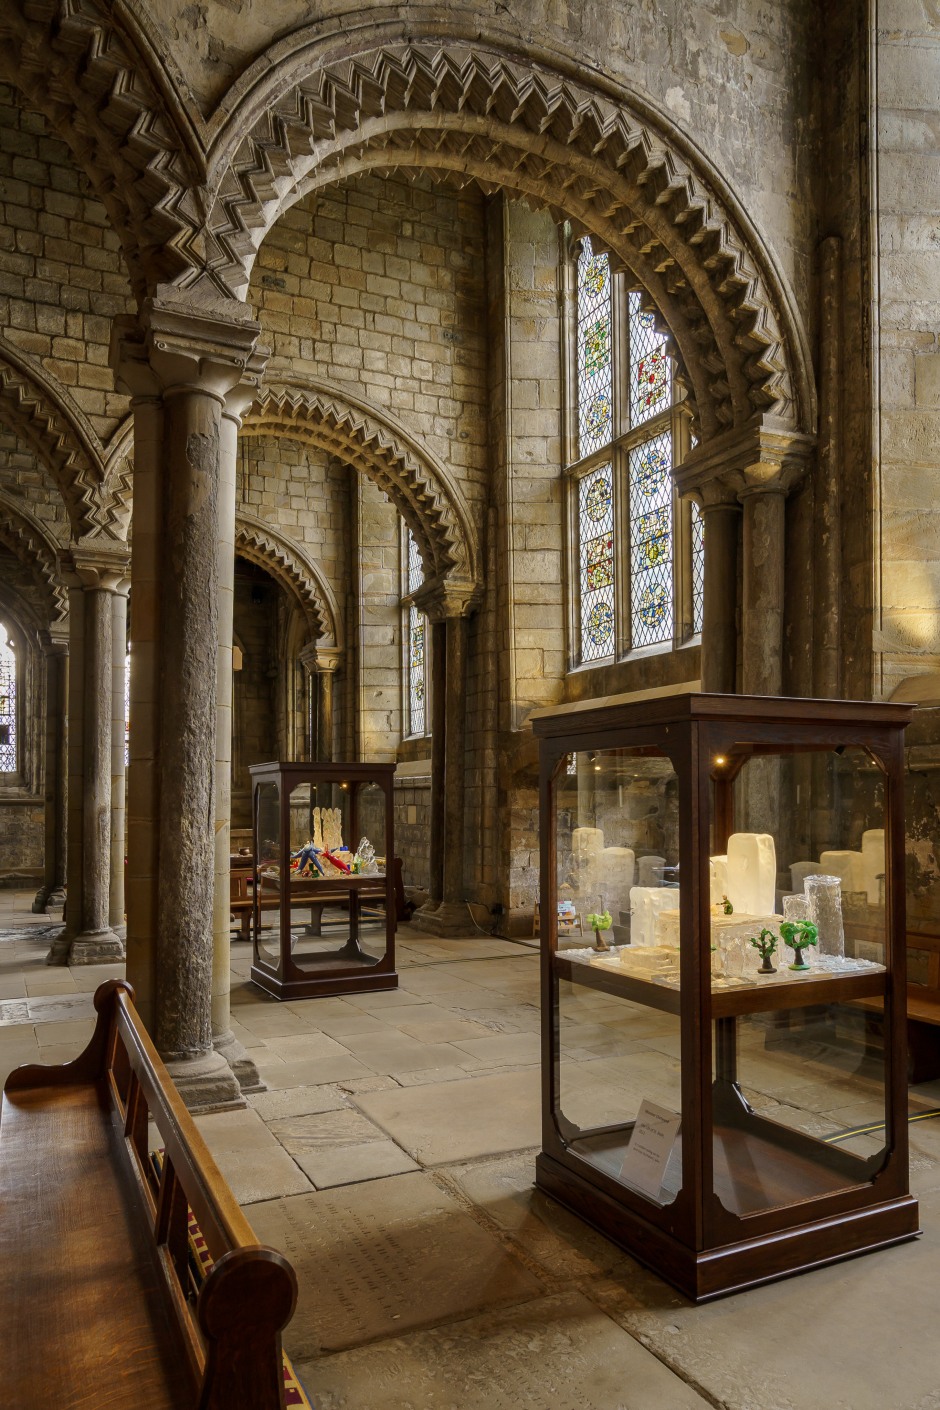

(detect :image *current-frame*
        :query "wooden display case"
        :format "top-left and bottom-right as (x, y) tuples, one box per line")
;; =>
(533, 692), (920, 1301)
(249, 761), (397, 1000)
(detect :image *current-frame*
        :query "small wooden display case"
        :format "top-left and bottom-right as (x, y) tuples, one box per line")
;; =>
(533, 692), (919, 1301)
(249, 760), (397, 1000)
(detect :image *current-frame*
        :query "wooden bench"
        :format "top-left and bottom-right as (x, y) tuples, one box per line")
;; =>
(231, 864), (279, 940)
(0, 979), (299, 1409)
(851, 928), (940, 1082)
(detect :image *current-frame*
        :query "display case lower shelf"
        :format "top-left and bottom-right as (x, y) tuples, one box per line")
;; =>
(554, 951), (886, 1017)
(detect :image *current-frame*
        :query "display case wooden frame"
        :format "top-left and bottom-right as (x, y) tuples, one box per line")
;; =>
(249, 760), (397, 1001)
(533, 692), (920, 1302)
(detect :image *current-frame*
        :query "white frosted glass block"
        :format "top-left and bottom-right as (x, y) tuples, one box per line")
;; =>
(819, 850), (865, 893)
(630, 886), (676, 946)
(726, 833), (776, 917)
(601, 846), (635, 920)
(602, 846), (635, 889)
(790, 860), (824, 893)
(710, 855), (729, 905)
(782, 893), (809, 922)
(805, 873), (844, 959)
(653, 906), (680, 947)
(636, 854), (666, 887)
(711, 912), (782, 977)
(573, 826), (605, 859)
(861, 829), (886, 903)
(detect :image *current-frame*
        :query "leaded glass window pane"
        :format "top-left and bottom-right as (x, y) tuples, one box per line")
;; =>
(408, 604), (426, 735)
(629, 434), (674, 648)
(578, 464), (615, 661)
(0, 624), (16, 772)
(691, 501), (704, 635)
(629, 292), (671, 427)
(407, 526), (424, 595)
(405, 527), (428, 736)
(576, 239), (613, 457)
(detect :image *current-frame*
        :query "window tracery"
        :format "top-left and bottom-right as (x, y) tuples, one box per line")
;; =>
(569, 236), (703, 665)
(404, 528), (429, 738)
(0, 624), (17, 773)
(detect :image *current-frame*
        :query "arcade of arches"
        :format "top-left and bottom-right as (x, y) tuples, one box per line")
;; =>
(3, 2), (940, 1404)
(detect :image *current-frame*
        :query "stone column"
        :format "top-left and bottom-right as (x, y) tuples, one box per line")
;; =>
(315, 648), (342, 763)
(212, 368), (266, 1095)
(109, 581), (129, 933)
(697, 485), (740, 694)
(298, 642), (319, 761)
(32, 630), (69, 914)
(111, 288), (264, 1111)
(49, 542), (130, 965)
(411, 582), (477, 936)
(739, 483), (789, 697)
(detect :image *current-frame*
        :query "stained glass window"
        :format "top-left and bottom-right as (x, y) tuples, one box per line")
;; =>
(405, 527), (428, 736)
(576, 239), (613, 457)
(578, 464), (615, 661)
(691, 501), (704, 635)
(0, 624), (16, 773)
(629, 292), (671, 427)
(629, 434), (674, 648)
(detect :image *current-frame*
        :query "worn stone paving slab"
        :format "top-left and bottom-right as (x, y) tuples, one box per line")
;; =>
(248, 1085), (350, 1122)
(438, 1152), (633, 1281)
(252, 1050), (375, 1090)
(249, 1172), (542, 1357)
(338, 1030), (479, 1075)
(195, 1107), (313, 1203)
(269, 1107), (387, 1154)
(295, 1139), (420, 1189)
(299, 1289), (712, 1410)
(451, 1031), (542, 1066)
(593, 1189), (940, 1410)
(353, 1067), (542, 1164)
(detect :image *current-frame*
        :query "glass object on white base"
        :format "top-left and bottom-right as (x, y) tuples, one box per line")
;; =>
(805, 873), (845, 959)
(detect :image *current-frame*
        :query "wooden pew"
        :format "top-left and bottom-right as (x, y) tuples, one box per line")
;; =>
(231, 864), (279, 940)
(852, 928), (940, 1082)
(0, 979), (298, 1409)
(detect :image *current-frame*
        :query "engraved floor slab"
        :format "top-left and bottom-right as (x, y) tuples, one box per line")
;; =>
(298, 1290), (712, 1410)
(249, 1172), (542, 1356)
(353, 1067), (542, 1164)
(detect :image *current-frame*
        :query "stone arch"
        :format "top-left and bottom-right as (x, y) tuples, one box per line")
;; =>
(0, 491), (67, 624)
(0, 0), (206, 302)
(243, 379), (479, 588)
(99, 417), (135, 541)
(204, 39), (816, 441)
(0, 336), (110, 540)
(235, 512), (340, 647)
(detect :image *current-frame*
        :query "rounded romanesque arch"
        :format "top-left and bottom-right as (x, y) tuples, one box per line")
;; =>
(243, 379), (480, 589)
(0, 0), (206, 302)
(0, 491), (67, 624)
(235, 511), (341, 647)
(203, 40), (815, 442)
(0, 337), (112, 541)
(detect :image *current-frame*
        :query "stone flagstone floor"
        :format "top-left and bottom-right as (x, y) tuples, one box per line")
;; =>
(3, 887), (940, 1408)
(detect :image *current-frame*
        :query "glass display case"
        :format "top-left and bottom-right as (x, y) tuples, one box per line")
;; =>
(250, 761), (397, 1000)
(533, 692), (919, 1301)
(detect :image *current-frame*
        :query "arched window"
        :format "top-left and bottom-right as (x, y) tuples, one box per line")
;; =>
(402, 527), (429, 738)
(567, 235), (704, 666)
(0, 622), (17, 774)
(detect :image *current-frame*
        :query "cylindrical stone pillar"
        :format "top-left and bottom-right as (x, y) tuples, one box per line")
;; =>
(211, 395), (263, 1094)
(109, 583), (128, 932)
(33, 634), (68, 913)
(441, 613), (468, 908)
(111, 293), (265, 1110)
(49, 549), (129, 965)
(318, 666), (335, 764)
(425, 618), (447, 911)
(740, 487), (787, 697)
(700, 498), (740, 694)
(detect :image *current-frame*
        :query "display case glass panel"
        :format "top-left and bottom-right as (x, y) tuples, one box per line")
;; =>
(250, 761), (397, 1001)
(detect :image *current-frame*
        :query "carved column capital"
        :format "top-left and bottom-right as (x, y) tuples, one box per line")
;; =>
(110, 285), (264, 406)
(674, 418), (816, 504)
(299, 642), (342, 677)
(411, 575), (480, 622)
(61, 539), (131, 593)
(41, 626), (70, 656)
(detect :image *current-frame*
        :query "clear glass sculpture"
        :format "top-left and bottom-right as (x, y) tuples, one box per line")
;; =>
(805, 873), (844, 959)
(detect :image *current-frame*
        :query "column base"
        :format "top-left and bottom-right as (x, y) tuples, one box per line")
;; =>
(213, 1028), (266, 1095)
(33, 884), (66, 914)
(164, 1047), (246, 1113)
(410, 901), (480, 937)
(48, 928), (126, 966)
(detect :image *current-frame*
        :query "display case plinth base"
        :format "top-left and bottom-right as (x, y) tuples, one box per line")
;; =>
(535, 1151), (920, 1302)
(249, 963), (398, 1002)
